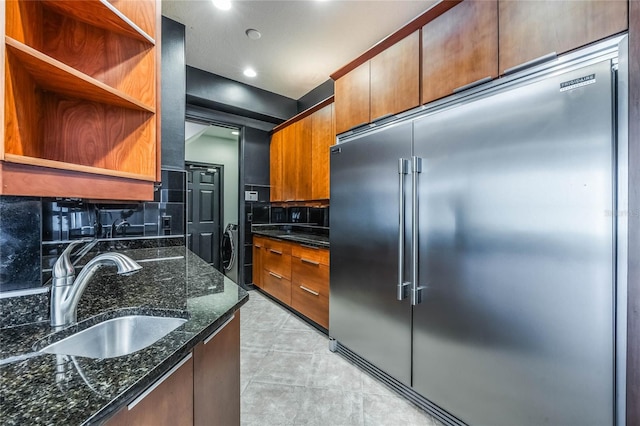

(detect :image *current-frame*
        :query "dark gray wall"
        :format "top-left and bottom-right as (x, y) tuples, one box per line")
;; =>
(297, 79), (334, 112)
(186, 66), (298, 124)
(161, 17), (186, 170)
(243, 127), (271, 186)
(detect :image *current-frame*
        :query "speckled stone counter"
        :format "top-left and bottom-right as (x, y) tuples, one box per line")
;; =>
(251, 225), (329, 248)
(0, 246), (248, 425)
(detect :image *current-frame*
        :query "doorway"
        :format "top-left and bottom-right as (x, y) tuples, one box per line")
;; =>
(185, 119), (240, 281)
(186, 162), (223, 270)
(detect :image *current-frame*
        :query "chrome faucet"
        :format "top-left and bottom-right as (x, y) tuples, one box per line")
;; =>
(50, 242), (142, 327)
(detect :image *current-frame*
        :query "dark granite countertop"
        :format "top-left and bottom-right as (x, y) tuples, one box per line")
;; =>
(251, 225), (329, 248)
(0, 246), (248, 425)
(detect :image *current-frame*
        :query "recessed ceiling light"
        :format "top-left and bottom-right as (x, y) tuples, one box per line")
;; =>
(212, 0), (231, 11)
(245, 29), (262, 40)
(231, 131), (239, 135)
(243, 68), (257, 78)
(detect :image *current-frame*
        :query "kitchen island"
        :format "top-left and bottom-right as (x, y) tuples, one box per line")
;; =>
(0, 245), (248, 425)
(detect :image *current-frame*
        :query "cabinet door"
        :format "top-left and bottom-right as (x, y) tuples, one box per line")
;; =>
(296, 116), (313, 201)
(282, 123), (297, 201)
(270, 130), (283, 202)
(107, 354), (194, 426)
(335, 61), (370, 134)
(499, 0), (627, 73)
(370, 31), (419, 121)
(311, 104), (334, 200)
(252, 237), (264, 288)
(422, 0), (498, 104)
(194, 314), (240, 426)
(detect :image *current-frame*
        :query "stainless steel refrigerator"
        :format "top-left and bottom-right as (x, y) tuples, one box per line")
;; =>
(330, 37), (628, 426)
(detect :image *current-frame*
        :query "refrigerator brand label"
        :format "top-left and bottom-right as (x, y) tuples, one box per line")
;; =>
(560, 74), (596, 92)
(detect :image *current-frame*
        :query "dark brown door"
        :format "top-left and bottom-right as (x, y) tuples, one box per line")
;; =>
(187, 163), (222, 269)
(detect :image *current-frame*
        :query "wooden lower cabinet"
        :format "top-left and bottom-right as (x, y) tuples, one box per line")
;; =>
(291, 258), (329, 329)
(263, 270), (292, 305)
(107, 354), (194, 426)
(252, 241), (264, 288)
(253, 235), (330, 328)
(107, 314), (240, 426)
(194, 314), (240, 426)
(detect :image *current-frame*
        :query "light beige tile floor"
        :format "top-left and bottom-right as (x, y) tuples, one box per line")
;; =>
(239, 290), (443, 426)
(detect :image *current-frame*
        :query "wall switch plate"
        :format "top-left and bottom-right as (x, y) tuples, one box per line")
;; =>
(245, 191), (258, 201)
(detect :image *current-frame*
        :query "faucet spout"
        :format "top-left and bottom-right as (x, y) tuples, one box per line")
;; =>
(50, 252), (142, 327)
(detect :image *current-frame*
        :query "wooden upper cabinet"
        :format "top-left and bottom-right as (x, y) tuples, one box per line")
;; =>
(2, 0), (160, 200)
(422, 0), (498, 104)
(335, 61), (370, 134)
(270, 130), (283, 202)
(370, 31), (420, 122)
(311, 104), (334, 200)
(499, 0), (628, 73)
(282, 123), (298, 201)
(295, 116), (313, 201)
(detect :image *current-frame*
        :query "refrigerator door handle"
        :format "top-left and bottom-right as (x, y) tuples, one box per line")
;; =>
(411, 156), (425, 306)
(397, 158), (410, 301)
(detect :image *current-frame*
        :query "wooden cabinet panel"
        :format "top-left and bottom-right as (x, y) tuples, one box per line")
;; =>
(311, 103), (334, 200)
(282, 123), (297, 201)
(263, 271), (292, 305)
(263, 239), (292, 280)
(291, 258), (329, 328)
(335, 61), (370, 134)
(270, 130), (283, 202)
(296, 116), (313, 201)
(107, 354), (194, 426)
(422, 0), (498, 103)
(291, 283), (329, 329)
(252, 237), (265, 288)
(370, 31), (420, 121)
(499, 0), (628, 73)
(291, 244), (329, 266)
(194, 314), (240, 426)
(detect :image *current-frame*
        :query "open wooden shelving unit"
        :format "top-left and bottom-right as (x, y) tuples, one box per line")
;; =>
(1, 0), (160, 200)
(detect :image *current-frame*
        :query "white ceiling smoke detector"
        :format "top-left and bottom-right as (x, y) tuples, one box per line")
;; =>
(245, 29), (262, 40)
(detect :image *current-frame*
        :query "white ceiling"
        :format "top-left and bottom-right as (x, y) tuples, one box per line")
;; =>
(161, 0), (436, 100)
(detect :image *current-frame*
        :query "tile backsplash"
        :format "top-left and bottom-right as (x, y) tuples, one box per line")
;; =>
(0, 169), (187, 324)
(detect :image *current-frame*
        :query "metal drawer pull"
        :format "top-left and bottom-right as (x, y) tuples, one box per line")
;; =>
(269, 249), (282, 255)
(301, 258), (320, 266)
(204, 314), (235, 345)
(269, 272), (283, 279)
(128, 353), (193, 410)
(300, 285), (319, 296)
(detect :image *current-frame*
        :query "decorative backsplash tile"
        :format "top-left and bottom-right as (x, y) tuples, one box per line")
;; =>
(0, 196), (41, 292)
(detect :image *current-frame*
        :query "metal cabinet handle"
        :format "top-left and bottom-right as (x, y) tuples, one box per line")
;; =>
(269, 249), (282, 255)
(301, 258), (320, 266)
(269, 271), (282, 279)
(411, 156), (424, 306)
(397, 158), (410, 301)
(300, 285), (319, 296)
(128, 353), (193, 410)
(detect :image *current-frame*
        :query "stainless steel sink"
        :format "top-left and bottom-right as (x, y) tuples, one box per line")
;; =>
(40, 315), (187, 359)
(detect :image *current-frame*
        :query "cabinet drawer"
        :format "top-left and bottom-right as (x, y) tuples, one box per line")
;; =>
(263, 248), (291, 280)
(292, 260), (329, 294)
(263, 270), (291, 305)
(263, 238), (292, 255)
(291, 245), (329, 266)
(291, 284), (329, 329)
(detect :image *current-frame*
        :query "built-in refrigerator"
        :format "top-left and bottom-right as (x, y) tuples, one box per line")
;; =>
(329, 36), (628, 426)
